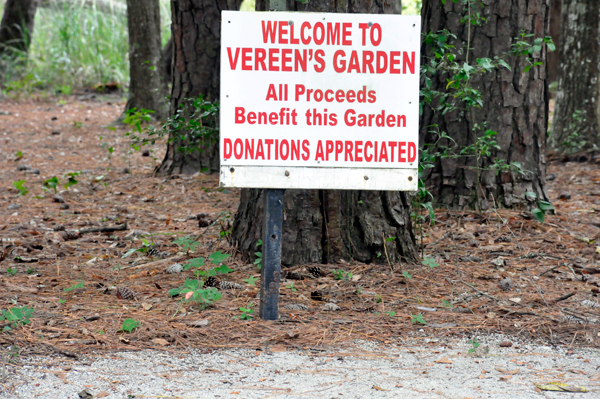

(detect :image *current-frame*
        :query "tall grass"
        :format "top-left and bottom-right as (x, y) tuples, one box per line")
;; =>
(0, 0), (172, 92)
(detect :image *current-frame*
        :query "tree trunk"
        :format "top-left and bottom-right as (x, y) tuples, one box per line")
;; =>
(420, 0), (550, 209)
(549, 0), (600, 154)
(156, 0), (242, 175)
(547, 0), (561, 85)
(0, 0), (39, 60)
(232, 0), (418, 267)
(123, 0), (167, 120)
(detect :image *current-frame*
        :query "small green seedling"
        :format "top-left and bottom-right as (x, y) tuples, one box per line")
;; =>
(236, 306), (254, 320)
(333, 269), (353, 280)
(441, 300), (454, 309)
(120, 318), (140, 333)
(59, 299), (66, 304)
(1, 306), (34, 332)
(254, 239), (263, 270)
(468, 338), (480, 354)
(243, 276), (258, 286)
(63, 172), (80, 189)
(6, 268), (16, 276)
(387, 311), (396, 317)
(173, 235), (201, 253)
(411, 313), (427, 325)
(402, 271), (413, 280)
(168, 279), (222, 309)
(285, 282), (297, 292)
(422, 256), (439, 268)
(13, 180), (29, 196)
(63, 281), (84, 292)
(42, 176), (60, 194)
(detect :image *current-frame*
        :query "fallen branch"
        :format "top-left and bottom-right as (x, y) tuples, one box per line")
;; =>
(552, 291), (576, 303)
(79, 223), (128, 235)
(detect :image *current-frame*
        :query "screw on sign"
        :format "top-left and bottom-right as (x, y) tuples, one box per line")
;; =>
(220, 8), (420, 319)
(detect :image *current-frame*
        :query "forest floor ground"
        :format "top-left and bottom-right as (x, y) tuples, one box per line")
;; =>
(0, 95), (599, 397)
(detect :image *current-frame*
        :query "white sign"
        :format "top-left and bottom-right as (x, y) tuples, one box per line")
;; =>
(220, 11), (420, 190)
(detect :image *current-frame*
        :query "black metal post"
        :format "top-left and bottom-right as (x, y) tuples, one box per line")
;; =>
(259, 189), (284, 320)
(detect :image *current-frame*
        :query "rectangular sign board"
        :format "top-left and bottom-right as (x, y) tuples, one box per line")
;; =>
(220, 11), (420, 191)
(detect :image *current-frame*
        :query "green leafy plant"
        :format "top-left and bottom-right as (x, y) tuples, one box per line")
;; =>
(173, 235), (201, 254)
(333, 269), (353, 281)
(15, 150), (23, 159)
(63, 281), (84, 292)
(467, 338), (480, 354)
(13, 180), (29, 196)
(62, 172), (80, 189)
(254, 239), (263, 270)
(525, 192), (555, 223)
(42, 176), (60, 194)
(168, 279), (222, 309)
(410, 313), (426, 325)
(122, 238), (154, 258)
(243, 276), (258, 286)
(1, 306), (34, 332)
(6, 268), (17, 277)
(119, 318), (140, 333)
(422, 256), (439, 268)
(285, 282), (297, 292)
(386, 311), (396, 317)
(235, 305), (254, 320)
(441, 299), (454, 309)
(402, 271), (413, 280)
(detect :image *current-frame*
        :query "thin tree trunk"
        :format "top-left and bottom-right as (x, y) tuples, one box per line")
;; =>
(549, 0), (600, 154)
(0, 0), (39, 61)
(232, 0), (418, 267)
(123, 0), (167, 120)
(420, 0), (550, 209)
(156, 0), (241, 175)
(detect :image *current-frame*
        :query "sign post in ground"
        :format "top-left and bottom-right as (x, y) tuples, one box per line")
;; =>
(220, 9), (421, 319)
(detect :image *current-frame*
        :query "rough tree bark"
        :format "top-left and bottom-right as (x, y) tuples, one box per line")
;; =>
(549, 0), (600, 154)
(232, 0), (418, 267)
(0, 0), (39, 61)
(156, 0), (242, 175)
(123, 0), (167, 120)
(420, 0), (550, 209)
(547, 0), (561, 85)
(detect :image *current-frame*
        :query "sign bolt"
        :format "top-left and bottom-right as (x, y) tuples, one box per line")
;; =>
(408, 176), (413, 181)
(230, 167), (235, 173)
(364, 175), (369, 180)
(285, 170), (290, 177)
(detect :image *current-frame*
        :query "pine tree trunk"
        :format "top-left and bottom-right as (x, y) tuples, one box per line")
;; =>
(124, 0), (167, 120)
(156, 0), (242, 175)
(547, 0), (561, 85)
(420, 0), (550, 209)
(0, 0), (39, 61)
(549, 0), (600, 154)
(232, 0), (418, 267)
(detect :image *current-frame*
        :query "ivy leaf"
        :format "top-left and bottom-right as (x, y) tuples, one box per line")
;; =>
(531, 208), (545, 223)
(120, 318), (140, 333)
(209, 251), (231, 265)
(422, 256), (439, 268)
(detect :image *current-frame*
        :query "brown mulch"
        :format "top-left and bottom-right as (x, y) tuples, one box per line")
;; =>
(0, 94), (599, 359)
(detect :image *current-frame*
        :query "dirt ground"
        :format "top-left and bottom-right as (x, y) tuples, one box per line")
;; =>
(0, 94), (599, 363)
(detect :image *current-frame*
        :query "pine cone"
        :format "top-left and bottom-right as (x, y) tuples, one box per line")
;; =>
(204, 276), (219, 288)
(308, 266), (322, 278)
(61, 230), (80, 241)
(219, 281), (244, 290)
(116, 286), (135, 300)
(147, 246), (166, 258)
(282, 271), (305, 280)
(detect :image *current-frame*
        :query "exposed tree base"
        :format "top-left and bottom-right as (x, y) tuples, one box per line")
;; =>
(232, 189), (418, 267)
